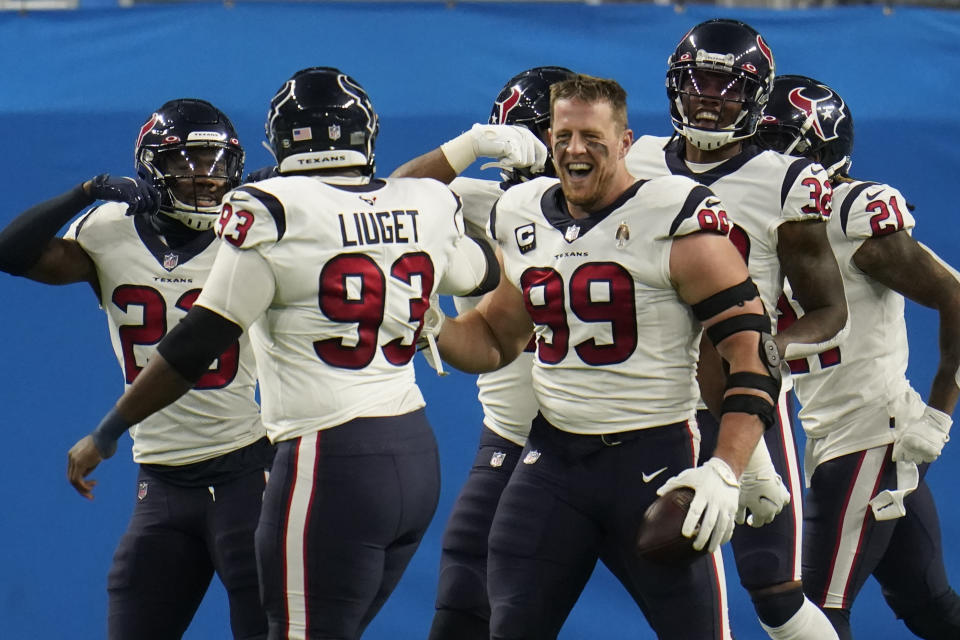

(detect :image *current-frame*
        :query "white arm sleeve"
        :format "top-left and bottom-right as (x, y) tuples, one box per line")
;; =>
(781, 314), (850, 360)
(437, 234), (495, 296)
(196, 243), (276, 330)
(743, 437), (775, 475)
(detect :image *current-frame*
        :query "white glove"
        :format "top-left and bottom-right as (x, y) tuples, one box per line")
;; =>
(440, 124), (547, 175)
(657, 457), (740, 553)
(892, 405), (952, 465)
(737, 441), (791, 527)
(417, 295), (448, 377)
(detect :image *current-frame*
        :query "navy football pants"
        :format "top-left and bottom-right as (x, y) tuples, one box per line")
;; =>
(487, 414), (729, 640)
(803, 444), (960, 639)
(429, 426), (522, 638)
(256, 410), (440, 640)
(107, 466), (268, 639)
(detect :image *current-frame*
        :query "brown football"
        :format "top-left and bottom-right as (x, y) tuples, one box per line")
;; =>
(635, 487), (708, 567)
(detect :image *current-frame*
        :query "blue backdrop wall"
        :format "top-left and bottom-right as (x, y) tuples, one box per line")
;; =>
(1, 3), (959, 638)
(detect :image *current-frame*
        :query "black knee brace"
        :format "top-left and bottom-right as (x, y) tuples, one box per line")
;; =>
(750, 584), (804, 628)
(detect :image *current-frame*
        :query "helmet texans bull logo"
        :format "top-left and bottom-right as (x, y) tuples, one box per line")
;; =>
(492, 86), (523, 125)
(786, 84), (847, 143)
(758, 75), (854, 179)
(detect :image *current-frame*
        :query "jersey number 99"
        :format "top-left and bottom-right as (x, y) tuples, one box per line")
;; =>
(521, 262), (637, 366)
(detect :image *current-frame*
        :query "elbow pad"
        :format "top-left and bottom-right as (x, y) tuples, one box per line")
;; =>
(781, 315), (850, 360)
(438, 234), (499, 297)
(156, 306), (243, 383)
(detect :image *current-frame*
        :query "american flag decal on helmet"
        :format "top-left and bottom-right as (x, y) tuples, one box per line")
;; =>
(292, 127), (313, 142)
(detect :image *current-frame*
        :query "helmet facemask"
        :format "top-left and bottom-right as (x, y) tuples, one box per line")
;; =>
(669, 66), (765, 151)
(139, 142), (242, 231)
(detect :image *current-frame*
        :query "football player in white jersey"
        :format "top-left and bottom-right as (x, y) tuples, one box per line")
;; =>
(0, 99), (271, 639)
(68, 67), (499, 640)
(759, 75), (960, 640)
(393, 66), (573, 640)
(435, 74), (781, 639)
(624, 19), (847, 640)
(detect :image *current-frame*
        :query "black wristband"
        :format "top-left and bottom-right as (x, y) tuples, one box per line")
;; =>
(90, 407), (132, 458)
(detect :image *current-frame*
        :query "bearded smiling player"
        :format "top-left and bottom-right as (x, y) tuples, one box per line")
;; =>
(432, 73), (781, 639)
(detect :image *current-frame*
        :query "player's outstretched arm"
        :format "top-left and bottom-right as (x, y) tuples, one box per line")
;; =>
(67, 351), (196, 499)
(857, 235), (960, 464)
(777, 219), (849, 358)
(391, 148), (459, 184)
(67, 306), (244, 498)
(391, 124), (546, 183)
(436, 251), (532, 374)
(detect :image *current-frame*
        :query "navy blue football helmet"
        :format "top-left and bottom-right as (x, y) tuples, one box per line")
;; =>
(667, 19), (776, 151)
(135, 98), (244, 231)
(489, 66), (575, 182)
(758, 74), (854, 178)
(266, 67), (379, 176)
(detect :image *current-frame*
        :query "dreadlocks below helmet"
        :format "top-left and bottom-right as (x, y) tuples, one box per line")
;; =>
(757, 74), (854, 178)
(265, 66), (379, 176)
(135, 98), (244, 231)
(667, 19), (776, 151)
(488, 66), (575, 182)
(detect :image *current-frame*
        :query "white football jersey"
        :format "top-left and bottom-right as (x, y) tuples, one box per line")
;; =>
(204, 175), (468, 443)
(493, 175), (730, 434)
(785, 180), (917, 464)
(626, 136), (831, 322)
(66, 203), (264, 465)
(450, 176), (538, 446)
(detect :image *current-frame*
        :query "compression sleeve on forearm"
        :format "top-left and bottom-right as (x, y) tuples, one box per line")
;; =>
(156, 306), (243, 383)
(0, 184), (94, 275)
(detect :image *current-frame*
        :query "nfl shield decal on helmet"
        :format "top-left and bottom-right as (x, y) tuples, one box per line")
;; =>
(163, 252), (179, 271)
(328, 124), (341, 141)
(138, 481), (148, 501)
